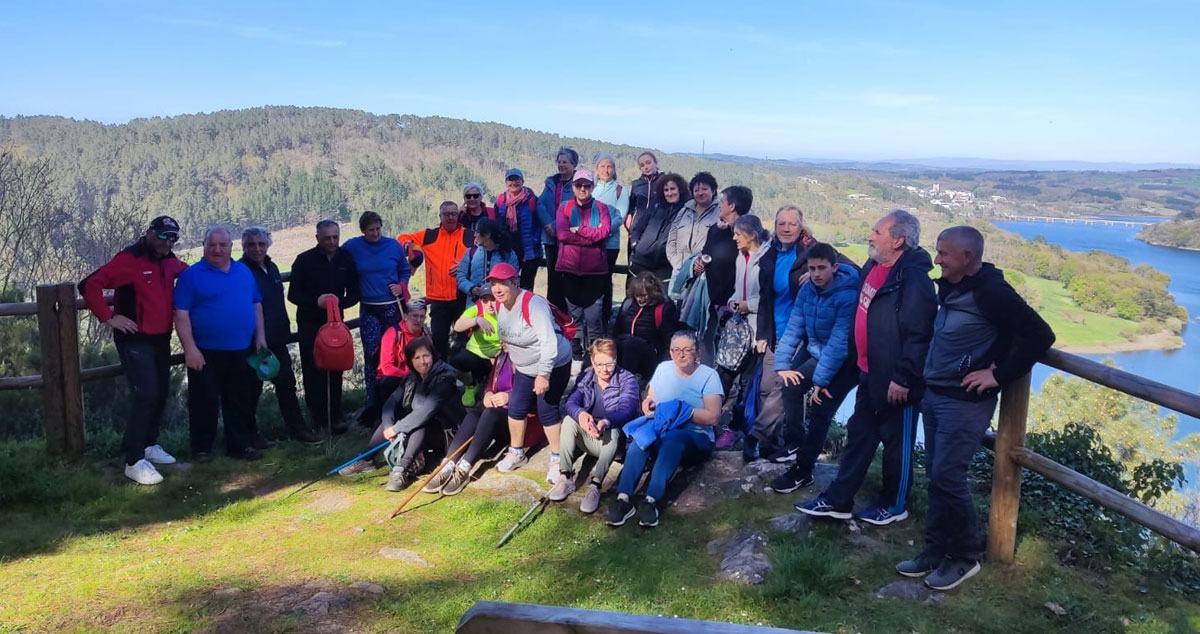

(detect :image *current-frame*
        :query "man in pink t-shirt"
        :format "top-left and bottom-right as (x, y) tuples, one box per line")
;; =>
(795, 210), (938, 529)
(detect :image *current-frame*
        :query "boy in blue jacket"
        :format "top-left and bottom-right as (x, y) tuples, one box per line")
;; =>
(767, 243), (862, 493)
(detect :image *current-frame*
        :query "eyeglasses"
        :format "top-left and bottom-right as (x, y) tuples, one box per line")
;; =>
(464, 193), (481, 199)
(669, 347), (696, 355)
(593, 361), (617, 370)
(157, 232), (179, 242)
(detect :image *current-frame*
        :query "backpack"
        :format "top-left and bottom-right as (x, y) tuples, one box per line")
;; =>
(315, 301), (355, 371)
(716, 312), (754, 371)
(520, 291), (578, 341)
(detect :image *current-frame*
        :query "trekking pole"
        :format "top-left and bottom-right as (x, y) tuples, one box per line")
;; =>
(495, 493), (550, 549)
(285, 440), (391, 499)
(326, 373), (333, 455)
(388, 434), (474, 519)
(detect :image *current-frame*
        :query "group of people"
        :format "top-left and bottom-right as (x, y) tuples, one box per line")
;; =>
(83, 148), (1056, 592)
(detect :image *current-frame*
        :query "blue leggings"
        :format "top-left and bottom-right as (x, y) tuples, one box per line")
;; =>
(360, 303), (401, 408)
(617, 428), (713, 501)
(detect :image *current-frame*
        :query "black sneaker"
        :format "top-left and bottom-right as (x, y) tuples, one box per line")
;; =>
(794, 496), (852, 520)
(770, 466), (815, 493)
(251, 432), (276, 451)
(606, 498), (636, 527)
(767, 445), (799, 464)
(638, 500), (660, 528)
(289, 428), (322, 445)
(895, 552), (940, 578)
(925, 557), (981, 590)
(193, 452), (213, 464)
(232, 447), (263, 461)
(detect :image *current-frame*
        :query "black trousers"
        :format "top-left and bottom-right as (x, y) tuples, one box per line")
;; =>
(297, 320), (343, 429)
(450, 348), (494, 386)
(249, 342), (310, 436)
(448, 407), (511, 465)
(602, 248), (620, 330)
(822, 373), (920, 514)
(429, 296), (466, 358)
(543, 244), (567, 311)
(519, 257), (543, 291)
(116, 338), (171, 466)
(187, 347), (257, 456)
(777, 357), (860, 476)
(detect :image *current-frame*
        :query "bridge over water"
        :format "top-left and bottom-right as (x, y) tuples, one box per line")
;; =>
(999, 214), (1155, 227)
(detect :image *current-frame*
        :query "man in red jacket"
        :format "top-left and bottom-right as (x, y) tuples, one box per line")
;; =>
(79, 216), (189, 485)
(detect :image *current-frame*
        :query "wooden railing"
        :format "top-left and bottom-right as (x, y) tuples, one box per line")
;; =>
(0, 273), (1197, 562)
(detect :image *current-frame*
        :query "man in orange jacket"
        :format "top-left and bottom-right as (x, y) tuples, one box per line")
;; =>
(398, 201), (474, 356)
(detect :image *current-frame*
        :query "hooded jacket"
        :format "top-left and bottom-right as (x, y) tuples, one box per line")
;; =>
(848, 246), (938, 410)
(384, 359), (464, 435)
(630, 200), (684, 279)
(555, 199), (612, 275)
(495, 187), (542, 262)
(537, 174), (574, 246)
(924, 263), (1056, 400)
(732, 246), (769, 339)
(774, 266), (861, 388)
(79, 239), (189, 343)
(591, 179), (629, 250)
(564, 366), (641, 428)
(665, 199), (719, 272)
(455, 244), (520, 297)
(629, 172), (660, 221)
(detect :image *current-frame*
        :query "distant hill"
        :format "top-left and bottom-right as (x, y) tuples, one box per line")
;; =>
(691, 153), (1200, 173)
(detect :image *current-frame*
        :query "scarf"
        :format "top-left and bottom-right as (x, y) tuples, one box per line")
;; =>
(501, 188), (527, 233)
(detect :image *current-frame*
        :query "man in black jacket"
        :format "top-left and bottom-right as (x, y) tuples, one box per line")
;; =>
(241, 227), (321, 445)
(896, 226), (1054, 590)
(287, 219), (361, 434)
(796, 209), (936, 527)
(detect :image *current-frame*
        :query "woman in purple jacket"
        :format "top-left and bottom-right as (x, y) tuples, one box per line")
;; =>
(555, 169), (612, 352)
(547, 338), (640, 513)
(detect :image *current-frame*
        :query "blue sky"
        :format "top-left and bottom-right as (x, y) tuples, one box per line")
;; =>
(2, 0), (1198, 163)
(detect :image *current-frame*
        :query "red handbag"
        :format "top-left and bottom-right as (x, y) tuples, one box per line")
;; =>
(314, 301), (354, 372)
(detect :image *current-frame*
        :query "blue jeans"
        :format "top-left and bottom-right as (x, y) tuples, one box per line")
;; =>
(921, 390), (997, 561)
(617, 427), (714, 501)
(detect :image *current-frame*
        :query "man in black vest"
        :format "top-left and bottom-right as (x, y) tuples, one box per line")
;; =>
(288, 219), (361, 435)
(240, 227), (321, 445)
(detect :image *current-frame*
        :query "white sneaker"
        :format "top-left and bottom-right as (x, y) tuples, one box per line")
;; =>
(496, 448), (528, 473)
(546, 456), (561, 484)
(125, 459), (164, 485)
(144, 445), (177, 465)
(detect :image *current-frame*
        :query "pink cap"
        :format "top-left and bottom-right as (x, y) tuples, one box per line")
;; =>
(572, 169), (595, 183)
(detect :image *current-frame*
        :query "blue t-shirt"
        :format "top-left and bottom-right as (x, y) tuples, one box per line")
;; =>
(174, 259), (262, 351)
(341, 236), (412, 304)
(773, 244), (799, 337)
(648, 361), (724, 441)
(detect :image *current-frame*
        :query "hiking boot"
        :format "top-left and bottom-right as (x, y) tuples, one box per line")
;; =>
(422, 463), (455, 493)
(461, 384), (480, 407)
(143, 444), (176, 465)
(232, 447), (263, 461)
(770, 466), (815, 493)
(855, 505), (909, 526)
(548, 474), (576, 501)
(289, 427), (322, 445)
(896, 552), (940, 578)
(496, 448), (527, 473)
(385, 465), (412, 492)
(579, 482), (602, 514)
(638, 499), (661, 528)
(546, 456), (561, 484)
(794, 496), (852, 520)
(124, 459), (163, 485)
(766, 445), (799, 463)
(441, 467), (471, 495)
(252, 432), (276, 451)
(742, 436), (760, 462)
(338, 458), (376, 476)
(925, 557), (981, 591)
(714, 428), (738, 450)
(606, 498), (636, 526)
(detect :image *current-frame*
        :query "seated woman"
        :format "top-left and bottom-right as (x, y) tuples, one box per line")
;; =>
(607, 330), (723, 529)
(613, 272), (678, 378)
(422, 348), (518, 496)
(548, 338), (640, 513)
(361, 299), (431, 425)
(340, 337), (464, 492)
(450, 291), (501, 406)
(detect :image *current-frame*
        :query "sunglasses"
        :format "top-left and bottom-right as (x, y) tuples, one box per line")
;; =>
(157, 232), (179, 242)
(464, 193), (481, 199)
(573, 182), (593, 190)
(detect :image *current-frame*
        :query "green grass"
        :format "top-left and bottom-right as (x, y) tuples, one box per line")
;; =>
(1, 411), (1196, 633)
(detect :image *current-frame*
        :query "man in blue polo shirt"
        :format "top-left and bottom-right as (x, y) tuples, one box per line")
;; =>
(175, 226), (268, 462)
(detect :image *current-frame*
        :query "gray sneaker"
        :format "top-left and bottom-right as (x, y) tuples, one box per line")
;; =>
(925, 557), (981, 591)
(579, 483), (602, 514)
(422, 463), (455, 493)
(548, 474), (576, 501)
(496, 448), (528, 472)
(384, 466), (412, 492)
(895, 552), (939, 578)
(338, 458), (376, 476)
(441, 467), (471, 496)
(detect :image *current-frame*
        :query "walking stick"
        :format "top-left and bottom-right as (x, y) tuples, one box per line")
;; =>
(495, 493), (550, 549)
(388, 434), (474, 519)
(326, 373), (333, 454)
(285, 440), (391, 499)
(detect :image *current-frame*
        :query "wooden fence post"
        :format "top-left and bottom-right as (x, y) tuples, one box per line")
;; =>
(987, 371), (1031, 564)
(35, 283), (85, 456)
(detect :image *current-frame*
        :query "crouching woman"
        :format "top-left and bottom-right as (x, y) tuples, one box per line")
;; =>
(548, 338), (640, 513)
(607, 330), (723, 528)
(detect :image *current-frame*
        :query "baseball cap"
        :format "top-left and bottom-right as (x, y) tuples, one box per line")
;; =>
(504, 168), (524, 180)
(149, 216), (180, 233)
(572, 169), (595, 183)
(485, 262), (519, 281)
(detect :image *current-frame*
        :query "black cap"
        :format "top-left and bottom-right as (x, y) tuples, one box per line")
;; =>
(149, 216), (180, 233)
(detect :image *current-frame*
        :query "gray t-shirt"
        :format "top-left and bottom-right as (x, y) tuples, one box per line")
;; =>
(497, 291), (572, 376)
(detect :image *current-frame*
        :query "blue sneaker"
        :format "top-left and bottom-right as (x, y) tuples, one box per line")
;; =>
(794, 496), (852, 520)
(855, 505), (909, 526)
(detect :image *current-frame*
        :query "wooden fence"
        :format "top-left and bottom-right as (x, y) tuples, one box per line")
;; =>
(0, 278), (1197, 564)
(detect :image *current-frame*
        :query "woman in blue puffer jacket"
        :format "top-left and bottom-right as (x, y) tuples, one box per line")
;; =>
(456, 218), (520, 300)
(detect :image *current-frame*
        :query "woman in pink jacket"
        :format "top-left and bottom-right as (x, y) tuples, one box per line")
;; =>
(555, 169), (612, 353)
